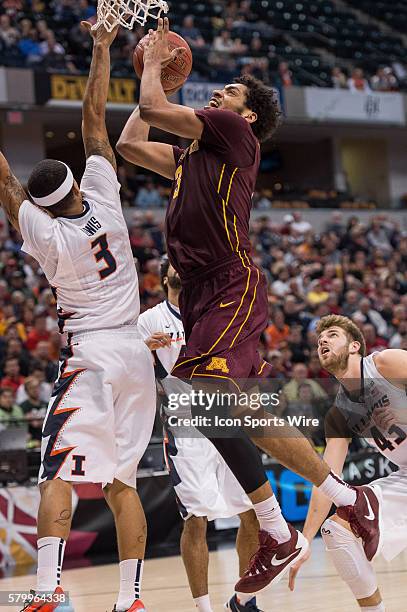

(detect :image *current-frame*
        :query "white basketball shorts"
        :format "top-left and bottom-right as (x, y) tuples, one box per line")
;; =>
(163, 428), (252, 521)
(39, 326), (156, 489)
(369, 467), (407, 561)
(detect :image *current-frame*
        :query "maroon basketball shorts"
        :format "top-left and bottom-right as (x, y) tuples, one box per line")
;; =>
(172, 260), (272, 385)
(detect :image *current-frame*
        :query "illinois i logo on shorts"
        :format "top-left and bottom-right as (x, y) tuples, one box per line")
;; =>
(206, 357), (229, 374)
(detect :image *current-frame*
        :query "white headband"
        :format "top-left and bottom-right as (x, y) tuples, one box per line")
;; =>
(29, 163), (74, 207)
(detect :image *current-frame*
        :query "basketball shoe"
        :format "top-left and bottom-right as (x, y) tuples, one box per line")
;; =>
(112, 601), (146, 612)
(225, 595), (263, 611)
(235, 524), (308, 593)
(21, 587), (73, 611)
(336, 484), (383, 561)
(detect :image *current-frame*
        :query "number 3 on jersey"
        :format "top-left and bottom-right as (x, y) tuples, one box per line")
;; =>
(173, 166), (183, 199)
(91, 234), (117, 279)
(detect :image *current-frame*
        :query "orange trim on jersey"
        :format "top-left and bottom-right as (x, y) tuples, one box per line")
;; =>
(222, 198), (235, 251)
(50, 369), (85, 479)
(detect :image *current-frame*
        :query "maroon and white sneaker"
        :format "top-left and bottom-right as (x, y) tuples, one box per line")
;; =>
(235, 524), (308, 594)
(336, 485), (383, 561)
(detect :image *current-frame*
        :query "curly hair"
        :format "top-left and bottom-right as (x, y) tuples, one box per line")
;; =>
(316, 315), (367, 356)
(233, 75), (283, 143)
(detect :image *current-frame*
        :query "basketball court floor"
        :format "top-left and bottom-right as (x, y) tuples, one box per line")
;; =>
(1, 540), (406, 611)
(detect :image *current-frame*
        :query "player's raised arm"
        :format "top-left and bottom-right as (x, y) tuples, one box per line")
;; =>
(139, 18), (204, 140)
(81, 20), (118, 171)
(116, 105), (178, 180)
(0, 150), (27, 232)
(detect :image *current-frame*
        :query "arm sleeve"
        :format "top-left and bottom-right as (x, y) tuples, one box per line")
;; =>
(194, 108), (255, 166)
(80, 155), (121, 211)
(172, 146), (185, 167)
(18, 201), (58, 279)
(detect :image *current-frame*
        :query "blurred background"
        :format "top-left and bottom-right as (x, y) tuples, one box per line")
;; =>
(0, 0), (406, 574)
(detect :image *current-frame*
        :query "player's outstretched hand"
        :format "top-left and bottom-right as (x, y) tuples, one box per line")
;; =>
(288, 542), (311, 591)
(145, 332), (172, 351)
(81, 20), (119, 47)
(144, 17), (186, 68)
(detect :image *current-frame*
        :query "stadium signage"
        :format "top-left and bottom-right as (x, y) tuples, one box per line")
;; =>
(181, 81), (224, 109)
(305, 87), (405, 124)
(50, 75), (136, 104)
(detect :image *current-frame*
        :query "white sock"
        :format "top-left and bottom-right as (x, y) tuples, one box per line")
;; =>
(236, 592), (256, 605)
(319, 471), (357, 507)
(36, 537), (66, 592)
(116, 559), (144, 611)
(193, 594), (213, 611)
(361, 605), (385, 612)
(253, 495), (291, 543)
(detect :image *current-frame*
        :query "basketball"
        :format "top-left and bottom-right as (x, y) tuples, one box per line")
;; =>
(133, 31), (193, 93)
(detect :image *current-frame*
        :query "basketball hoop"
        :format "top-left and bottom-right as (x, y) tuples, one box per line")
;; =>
(93, 0), (169, 32)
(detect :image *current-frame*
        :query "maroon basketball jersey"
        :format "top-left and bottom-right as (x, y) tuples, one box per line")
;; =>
(165, 108), (260, 279)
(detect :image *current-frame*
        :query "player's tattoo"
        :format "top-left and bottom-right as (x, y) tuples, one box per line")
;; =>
(0, 172), (26, 231)
(54, 508), (72, 527)
(84, 137), (117, 172)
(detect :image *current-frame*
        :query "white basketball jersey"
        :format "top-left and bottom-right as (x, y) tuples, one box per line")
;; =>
(19, 156), (139, 333)
(138, 300), (188, 402)
(336, 352), (407, 467)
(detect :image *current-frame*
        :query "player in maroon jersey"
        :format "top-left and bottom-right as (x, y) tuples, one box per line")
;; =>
(117, 18), (383, 602)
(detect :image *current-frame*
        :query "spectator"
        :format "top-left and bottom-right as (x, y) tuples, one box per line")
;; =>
(18, 19), (42, 64)
(25, 314), (50, 351)
(277, 61), (293, 88)
(331, 66), (348, 89)
(19, 377), (47, 447)
(0, 387), (24, 426)
(282, 362), (328, 402)
(135, 180), (164, 208)
(353, 298), (388, 338)
(0, 357), (25, 393)
(348, 68), (371, 93)
(360, 323), (388, 353)
(30, 340), (58, 383)
(0, 14), (19, 48)
(265, 310), (290, 349)
(180, 15), (206, 49)
(371, 67), (398, 92)
(367, 217), (393, 256)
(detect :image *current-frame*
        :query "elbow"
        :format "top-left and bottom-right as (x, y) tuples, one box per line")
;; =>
(115, 138), (127, 157)
(139, 104), (154, 122)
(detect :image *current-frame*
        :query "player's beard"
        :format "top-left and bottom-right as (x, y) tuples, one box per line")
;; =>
(322, 348), (350, 376)
(168, 274), (182, 291)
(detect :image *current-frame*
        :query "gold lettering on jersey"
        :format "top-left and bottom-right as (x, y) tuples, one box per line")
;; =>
(206, 357), (229, 374)
(50, 75), (136, 104)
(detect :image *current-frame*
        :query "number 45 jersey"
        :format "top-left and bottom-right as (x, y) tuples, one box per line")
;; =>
(19, 156), (139, 333)
(332, 352), (407, 468)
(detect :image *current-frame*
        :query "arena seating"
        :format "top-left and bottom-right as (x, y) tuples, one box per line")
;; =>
(0, 0), (406, 89)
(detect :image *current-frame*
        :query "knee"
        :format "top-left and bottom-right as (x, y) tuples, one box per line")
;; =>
(39, 478), (71, 499)
(321, 516), (353, 547)
(104, 479), (136, 510)
(182, 515), (207, 540)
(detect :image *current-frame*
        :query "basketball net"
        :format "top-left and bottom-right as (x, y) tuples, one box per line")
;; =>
(93, 0), (169, 32)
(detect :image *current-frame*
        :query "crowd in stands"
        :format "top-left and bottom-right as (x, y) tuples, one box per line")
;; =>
(0, 211), (406, 450)
(0, 0), (406, 91)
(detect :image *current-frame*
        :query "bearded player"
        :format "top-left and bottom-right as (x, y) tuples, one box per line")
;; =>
(0, 23), (156, 612)
(289, 315), (407, 612)
(138, 258), (262, 612)
(117, 18), (384, 595)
